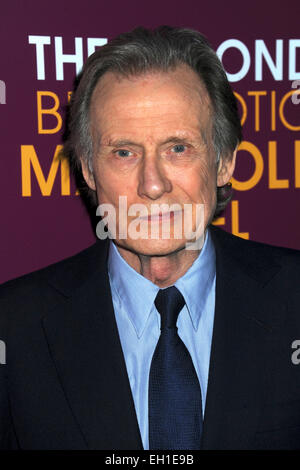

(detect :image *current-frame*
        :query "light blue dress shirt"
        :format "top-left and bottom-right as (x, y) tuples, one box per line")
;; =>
(107, 227), (216, 450)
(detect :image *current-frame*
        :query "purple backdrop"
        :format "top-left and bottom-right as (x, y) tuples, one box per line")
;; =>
(1, 0), (300, 284)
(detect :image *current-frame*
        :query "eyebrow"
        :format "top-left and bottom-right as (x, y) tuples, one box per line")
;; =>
(105, 139), (140, 147)
(103, 135), (201, 148)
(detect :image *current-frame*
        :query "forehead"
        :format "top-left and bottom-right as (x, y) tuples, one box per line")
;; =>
(89, 65), (212, 141)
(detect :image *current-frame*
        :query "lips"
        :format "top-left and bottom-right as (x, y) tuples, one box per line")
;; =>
(138, 210), (181, 222)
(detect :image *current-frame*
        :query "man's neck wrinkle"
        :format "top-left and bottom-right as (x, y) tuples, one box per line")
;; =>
(117, 245), (201, 288)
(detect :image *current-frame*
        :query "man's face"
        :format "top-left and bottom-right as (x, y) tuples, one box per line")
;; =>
(82, 64), (235, 256)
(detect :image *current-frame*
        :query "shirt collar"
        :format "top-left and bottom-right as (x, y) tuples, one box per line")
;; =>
(108, 242), (160, 338)
(107, 227), (216, 337)
(174, 227), (216, 331)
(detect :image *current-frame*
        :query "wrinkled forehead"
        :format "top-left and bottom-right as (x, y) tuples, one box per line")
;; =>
(89, 64), (213, 144)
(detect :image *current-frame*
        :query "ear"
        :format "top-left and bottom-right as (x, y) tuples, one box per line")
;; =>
(217, 147), (237, 187)
(80, 157), (96, 191)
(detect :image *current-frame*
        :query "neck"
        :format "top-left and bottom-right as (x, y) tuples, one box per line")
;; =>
(115, 234), (206, 288)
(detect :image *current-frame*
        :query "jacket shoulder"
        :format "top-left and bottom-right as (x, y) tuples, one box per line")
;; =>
(209, 225), (300, 263)
(209, 225), (300, 293)
(0, 239), (109, 323)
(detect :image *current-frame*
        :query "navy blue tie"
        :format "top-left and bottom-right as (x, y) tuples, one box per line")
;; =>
(148, 286), (202, 450)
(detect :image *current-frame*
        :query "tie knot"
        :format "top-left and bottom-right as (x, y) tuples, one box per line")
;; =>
(154, 286), (185, 329)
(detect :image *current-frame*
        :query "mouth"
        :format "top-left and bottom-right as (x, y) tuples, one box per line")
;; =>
(138, 210), (182, 222)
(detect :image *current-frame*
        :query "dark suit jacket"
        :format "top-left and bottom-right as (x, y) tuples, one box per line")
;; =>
(1, 225), (300, 450)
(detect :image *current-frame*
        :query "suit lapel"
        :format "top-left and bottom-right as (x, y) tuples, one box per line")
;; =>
(202, 226), (287, 449)
(42, 239), (143, 450)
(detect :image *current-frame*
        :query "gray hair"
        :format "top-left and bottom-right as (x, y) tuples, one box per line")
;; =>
(64, 26), (242, 218)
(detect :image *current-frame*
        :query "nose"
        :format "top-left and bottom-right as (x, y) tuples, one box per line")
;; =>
(137, 151), (172, 200)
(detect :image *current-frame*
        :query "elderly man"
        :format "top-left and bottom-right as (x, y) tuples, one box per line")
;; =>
(1, 26), (300, 451)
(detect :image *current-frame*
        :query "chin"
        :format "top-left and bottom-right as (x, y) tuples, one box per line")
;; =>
(115, 238), (189, 257)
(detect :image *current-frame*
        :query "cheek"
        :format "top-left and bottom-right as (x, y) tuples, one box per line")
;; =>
(93, 166), (136, 205)
(182, 162), (217, 202)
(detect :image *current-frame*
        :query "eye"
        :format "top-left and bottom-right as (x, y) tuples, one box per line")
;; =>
(115, 149), (133, 158)
(171, 144), (186, 154)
